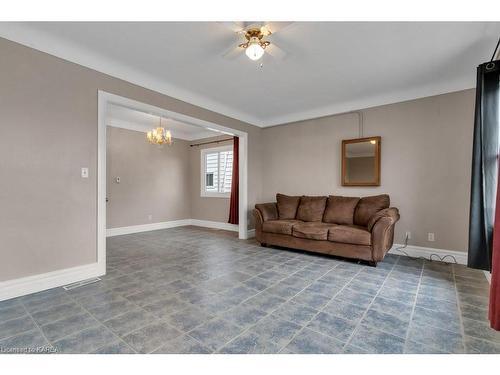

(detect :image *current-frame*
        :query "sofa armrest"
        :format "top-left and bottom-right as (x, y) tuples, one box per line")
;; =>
(370, 208), (400, 262)
(255, 203), (278, 222)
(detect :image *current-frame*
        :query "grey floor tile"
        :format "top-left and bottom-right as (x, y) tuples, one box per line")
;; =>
(412, 306), (461, 333)
(323, 299), (366, 322)
(334, 289), (375, 309)
(87, 299), (139, 321)
(307, 312), (356, 342)
(462, 317), (500, 344)
(407, 322), (464, 353)
(189, 317), (244, 351)
(465, 336), (500, 354)
(361, 309), (409, 338)
(163, 306), (213, 332)
(219, 304), (268, 329)
(377, 286), (416, 305)
(415, 293), (459, 315)
(404, 340), (448, 354)
(370, 296), (413, 320)
(7, 227), (495, 354)
(272, 301), (319, 326)
(349, 325), (405, 354)
(122, 321), (182, 353)
(52, 325), (117, 354)
(142, 296), (190, 318)
(291, 291), (331, 310)
(0, 316), (38, 341)
(0, 329), (52, 354)
(0, 304), (27, 323)
(219, 331), (281, 354)
(92, 340), (136, 354)
(244, 292), (286, 312)
(41, 312), (99, 342)
(31, 302), (84, 326)
(103, 308), (157, 337)
(243, 277), (272, 291)
(153, 335), (211, 354)
(250, 315), (302, 348)
(284, 328), (344, 354)
(460, 303), (488, 322)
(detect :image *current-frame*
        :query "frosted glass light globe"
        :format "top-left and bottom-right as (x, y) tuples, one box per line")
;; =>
(246, 42), (265, 61)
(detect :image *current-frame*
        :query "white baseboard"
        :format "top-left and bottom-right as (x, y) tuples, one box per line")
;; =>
(0, 262), (104, 302)
(247, 229), (256, 238)
(106, 219), (192, 237)
(189, 219), (238, 232)
(106, 219), (246, 237)
(389, 244), (467, 265)
(484, 271), (491, 284)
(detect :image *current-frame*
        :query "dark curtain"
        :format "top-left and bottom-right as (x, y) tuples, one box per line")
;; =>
(228, 136), (239, 225)
(490, 162), (500, 330)
(468, 60), (500, 271)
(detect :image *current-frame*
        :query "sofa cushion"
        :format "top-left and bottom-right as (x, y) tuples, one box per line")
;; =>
(323, 196), (360, 225)
(255, 203), (278, 222)
(276, 193), (301, 220)
(296, 196), (327, 222)
(293, 222), (337, 241)
(328, 225), (371, 246)
(353, 194), (390, 227)
(263, 219), (303, 235)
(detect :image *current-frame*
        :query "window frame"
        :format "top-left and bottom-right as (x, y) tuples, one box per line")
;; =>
(200, 145), (233, 198)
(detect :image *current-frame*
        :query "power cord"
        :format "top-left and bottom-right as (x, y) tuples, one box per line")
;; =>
(392, 233), (457, 264)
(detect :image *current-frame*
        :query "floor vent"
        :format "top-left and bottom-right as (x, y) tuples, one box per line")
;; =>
(63, 277), (101, 291)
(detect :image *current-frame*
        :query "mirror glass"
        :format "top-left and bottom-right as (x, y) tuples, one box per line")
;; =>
(342, 137), (380, 186)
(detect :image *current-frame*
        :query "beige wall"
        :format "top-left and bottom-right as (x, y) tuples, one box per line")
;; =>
(106, 127), (191, 228)
(0, 36), (476, 284)
(0, 38), (262, 282)
(261, 89), (475, 252)
(189, 136), (234, 223)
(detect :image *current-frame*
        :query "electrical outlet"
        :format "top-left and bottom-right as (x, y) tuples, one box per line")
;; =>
(405, 231), (412, 240)
(428, 232), (435, 242)
(148, 214), (153, 221)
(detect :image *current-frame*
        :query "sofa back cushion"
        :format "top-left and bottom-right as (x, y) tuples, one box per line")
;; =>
(296, 196), (327, 222)
(323, 196), (360, 225)
(276, 193), (301, 220)
(354, 194), (390, 226)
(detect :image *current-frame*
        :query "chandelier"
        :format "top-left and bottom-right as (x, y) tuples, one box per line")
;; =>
(146, 117), (173, 146)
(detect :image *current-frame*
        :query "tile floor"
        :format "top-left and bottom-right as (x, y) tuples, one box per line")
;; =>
(1, 226), (499, 354)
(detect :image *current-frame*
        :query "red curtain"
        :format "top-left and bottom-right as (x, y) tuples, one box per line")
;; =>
(490, 161), (500, 330)
(228, 136), (239, 225)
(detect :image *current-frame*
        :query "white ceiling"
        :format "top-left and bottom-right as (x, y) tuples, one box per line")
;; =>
(107, 103), (219, 141)
(1, 22), (499, 127)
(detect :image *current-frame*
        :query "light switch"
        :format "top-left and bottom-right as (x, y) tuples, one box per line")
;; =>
(81, 167), (89, 178)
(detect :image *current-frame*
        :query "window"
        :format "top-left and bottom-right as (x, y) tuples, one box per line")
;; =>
(201, 146), (233, 197)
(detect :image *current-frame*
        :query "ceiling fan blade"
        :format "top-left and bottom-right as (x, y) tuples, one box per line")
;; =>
(217, 22), (246, 33)
(261, 22), (294, 36)
(266, 43), (287, 60)
(222, 45), (243, 60)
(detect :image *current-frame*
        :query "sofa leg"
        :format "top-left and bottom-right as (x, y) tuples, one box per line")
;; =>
(260, 243), (268, 247)
(368, 261), (377, 267)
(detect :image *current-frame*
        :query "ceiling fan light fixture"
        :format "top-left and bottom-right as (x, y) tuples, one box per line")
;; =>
(245, 39), (265, 61)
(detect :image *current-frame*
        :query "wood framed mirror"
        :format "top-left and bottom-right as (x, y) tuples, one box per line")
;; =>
(342, 136), (381, 186)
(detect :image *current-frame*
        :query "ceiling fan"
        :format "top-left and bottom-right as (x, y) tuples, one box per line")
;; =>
(219, 22), (292, 62)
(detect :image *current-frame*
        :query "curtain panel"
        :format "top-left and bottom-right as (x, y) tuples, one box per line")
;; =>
(468, 60), (500, 271)
(228, 136), (239, 225)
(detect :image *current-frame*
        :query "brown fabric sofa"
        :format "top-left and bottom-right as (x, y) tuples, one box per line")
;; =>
(253, 193), (400, 265)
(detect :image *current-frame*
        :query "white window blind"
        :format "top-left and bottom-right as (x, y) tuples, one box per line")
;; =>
(202, 146), (233, 196)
